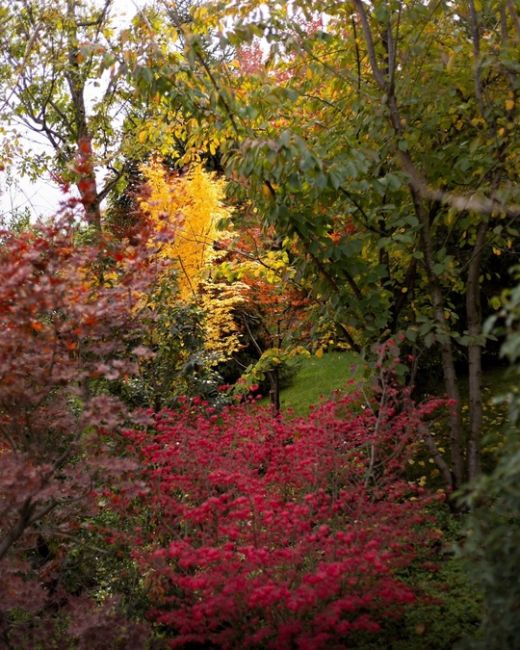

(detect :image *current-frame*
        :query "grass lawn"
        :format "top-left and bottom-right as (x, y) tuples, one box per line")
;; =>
(277, 351), (368, 416)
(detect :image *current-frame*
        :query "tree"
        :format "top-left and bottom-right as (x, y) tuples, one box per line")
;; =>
(0, 0), (147, 229)
(122, 159), (244, 407)
(136, 0), (520, 489)
(0, 209), (162, 645)
(343, 0), (520, 487)
(462, 265), (520, 649)
(222, 222), (314, 414)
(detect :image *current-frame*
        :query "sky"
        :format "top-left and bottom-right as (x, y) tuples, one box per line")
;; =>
(0, 0), (150, 223)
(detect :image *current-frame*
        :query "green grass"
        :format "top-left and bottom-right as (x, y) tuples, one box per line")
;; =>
(278, 351), (367, 416)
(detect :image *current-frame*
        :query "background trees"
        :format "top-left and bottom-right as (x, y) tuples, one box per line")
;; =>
(134, 0), (519, 488)
(0, 0), (518, 646)
(2, 0), (517, 486)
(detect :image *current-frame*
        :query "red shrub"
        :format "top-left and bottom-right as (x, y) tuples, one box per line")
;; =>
(0, 214), (162, 645)
(115, 391), (442, 649)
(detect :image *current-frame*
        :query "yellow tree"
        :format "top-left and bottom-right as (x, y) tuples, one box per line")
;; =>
(139, 159), (243, 364)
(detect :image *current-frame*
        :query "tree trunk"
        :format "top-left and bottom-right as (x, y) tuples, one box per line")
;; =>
(75, 138), (102, 231)
(268, 367), (281, 417)
(66, 0), (102, 232)
(466, 221), (488, 481)
(412, 191), (464, 487)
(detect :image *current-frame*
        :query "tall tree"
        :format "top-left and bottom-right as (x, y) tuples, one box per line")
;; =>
(136, 0), (520, 487)
(0, 0), (140, 229)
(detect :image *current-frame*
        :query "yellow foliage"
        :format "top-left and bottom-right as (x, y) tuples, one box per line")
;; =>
(201, 278), (246, 363)
(139, 160), (227, 300)
(139, 159), (244, 363)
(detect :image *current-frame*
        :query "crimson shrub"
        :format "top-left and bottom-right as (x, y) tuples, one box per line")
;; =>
(113, 390), (444, 649)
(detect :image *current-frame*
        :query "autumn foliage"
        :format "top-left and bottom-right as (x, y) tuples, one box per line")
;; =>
(138, 160), (244, 365)
(104, 387), (444, 649)
(0, 204), (453, 649)
(0, 213), (161, 646)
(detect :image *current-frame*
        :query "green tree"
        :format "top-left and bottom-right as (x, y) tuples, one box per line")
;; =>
(462, 266), (520, 649)
(139, 0), (519, 489)
(0, 0), (145, 229)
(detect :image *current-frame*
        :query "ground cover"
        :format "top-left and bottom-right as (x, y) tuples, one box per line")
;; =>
(272, 351), (368, 415)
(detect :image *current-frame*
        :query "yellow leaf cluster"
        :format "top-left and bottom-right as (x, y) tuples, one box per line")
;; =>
(139, 160), (226, 300)
(201, 278), (246, 363)
(139, 159), (244, 363)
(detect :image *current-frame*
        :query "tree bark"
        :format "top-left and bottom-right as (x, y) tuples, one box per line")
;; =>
(66, 0), (102, 232)
(411, 191), (464, 487)
(268, 367), (281, 417)
(352, 0), (464, 485)
(466, 221), (488, 481)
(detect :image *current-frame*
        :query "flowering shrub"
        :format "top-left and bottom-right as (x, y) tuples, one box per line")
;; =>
(114, 390), (444, 649)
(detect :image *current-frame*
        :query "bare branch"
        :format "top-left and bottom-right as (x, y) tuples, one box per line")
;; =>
(352, 0), (388, 90)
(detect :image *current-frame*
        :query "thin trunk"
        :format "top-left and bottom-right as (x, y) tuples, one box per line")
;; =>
(411, 190), (464, 486)
(66, 0), (102, 232)
(352, 0), (464, 485)
(0, 498), (34, 563)
(268, 367), (281, 417)
(466, 221), (488, 481)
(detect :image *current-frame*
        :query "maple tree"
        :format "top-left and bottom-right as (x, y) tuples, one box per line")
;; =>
(220, 222), (314, 413)
(0, 202), (163, 646)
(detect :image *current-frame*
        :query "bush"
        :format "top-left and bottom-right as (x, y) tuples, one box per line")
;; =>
(107, 390), (446, 649)
(0, 214), (160, 647)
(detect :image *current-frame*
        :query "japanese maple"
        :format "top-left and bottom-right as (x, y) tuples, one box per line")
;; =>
(0, 209), (161, 646)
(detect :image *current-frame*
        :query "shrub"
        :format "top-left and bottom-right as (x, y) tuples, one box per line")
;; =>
(0, 213), (160, 647)
(110, 390), (445, 649)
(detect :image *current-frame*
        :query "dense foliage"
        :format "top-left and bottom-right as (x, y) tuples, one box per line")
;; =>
(461, 268), (520, 649)
(0, 0), (518, 647)
(109, 388), (444, 649)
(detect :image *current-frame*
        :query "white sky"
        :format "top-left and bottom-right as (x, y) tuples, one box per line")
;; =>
(0, 0), (150, 223)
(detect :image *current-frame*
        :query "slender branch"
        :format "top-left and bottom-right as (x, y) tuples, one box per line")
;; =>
(98, 167), (125, 202)
(352, 0), (388, 90)
(240, 313), (264, 357)
(339, 186), (384, 235)
(193, 46), (241, 136)
(0, 18), (43, 114)
(388, 1), (402, 93)
(397, 151), (520, 218)
(351, 15), (362, 97)
(468, 0), (485, 117)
